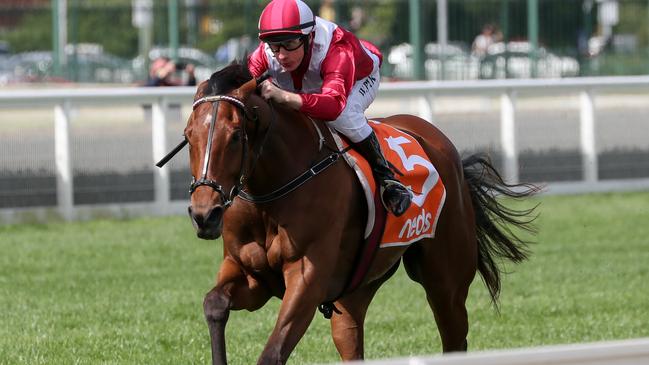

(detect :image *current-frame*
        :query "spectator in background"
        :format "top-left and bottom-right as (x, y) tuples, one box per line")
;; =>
(146, 57), (196, 86)
(143, 57), (195, 124)
(349, 6), (365, 33)
(472, 23), (501, 58)
(318, 0), (336, 22)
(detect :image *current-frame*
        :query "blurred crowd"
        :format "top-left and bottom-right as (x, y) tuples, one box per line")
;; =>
(146, 57), (196, 87)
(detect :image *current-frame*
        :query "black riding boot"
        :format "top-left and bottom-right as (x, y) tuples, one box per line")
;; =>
(354, 131), (412, 216)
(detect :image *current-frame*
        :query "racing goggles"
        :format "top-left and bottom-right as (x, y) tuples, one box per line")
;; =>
(266, 37), (304, 53)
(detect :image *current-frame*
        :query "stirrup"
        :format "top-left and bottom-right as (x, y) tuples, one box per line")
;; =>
(379, 179), (412, 216)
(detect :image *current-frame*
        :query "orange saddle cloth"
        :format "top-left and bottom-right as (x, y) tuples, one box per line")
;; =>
(332, 120), (446, 247)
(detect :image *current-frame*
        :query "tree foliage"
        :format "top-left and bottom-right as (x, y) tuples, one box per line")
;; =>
(3, 9), (52, 54)
(1, 0), (648, 68)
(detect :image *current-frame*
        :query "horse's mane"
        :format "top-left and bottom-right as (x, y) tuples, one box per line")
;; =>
(206, 59), (253, 96)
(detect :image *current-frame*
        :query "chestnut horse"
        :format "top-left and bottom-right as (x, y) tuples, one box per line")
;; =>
(157, 62), (536, 365)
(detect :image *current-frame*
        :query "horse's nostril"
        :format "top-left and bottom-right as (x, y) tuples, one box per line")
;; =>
(188, 205), (223, 229)
(188, 206), (203, 229)
(206, 206), (224, 224)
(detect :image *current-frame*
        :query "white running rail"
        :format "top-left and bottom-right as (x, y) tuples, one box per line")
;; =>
(325, 338), (649, 365)
(1, 76), (649, 222)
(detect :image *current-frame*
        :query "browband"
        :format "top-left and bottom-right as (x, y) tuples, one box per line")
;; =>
(193, 95), (245, 110)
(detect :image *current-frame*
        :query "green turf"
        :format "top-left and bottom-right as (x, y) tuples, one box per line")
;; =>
(1, 192), (648, 364)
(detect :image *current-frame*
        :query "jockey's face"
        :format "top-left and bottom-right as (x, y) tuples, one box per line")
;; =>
(268, 36), (306, 72)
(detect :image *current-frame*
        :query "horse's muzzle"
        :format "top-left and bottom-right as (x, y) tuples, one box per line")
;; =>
(188, 205), (224, 240)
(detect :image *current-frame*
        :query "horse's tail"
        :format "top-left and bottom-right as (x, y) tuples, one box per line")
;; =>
(462, 154), (539, 307)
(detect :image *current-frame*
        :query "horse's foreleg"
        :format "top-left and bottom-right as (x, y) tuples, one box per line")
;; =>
(204, 285), (230, 365)
(257, 259), (331, 365)
(204, 257), (271, 365)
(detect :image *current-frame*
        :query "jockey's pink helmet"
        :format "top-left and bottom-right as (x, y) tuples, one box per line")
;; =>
(258, 0), (315, 42)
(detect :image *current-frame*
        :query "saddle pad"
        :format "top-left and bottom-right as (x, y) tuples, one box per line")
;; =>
(331, 120), (446, 247)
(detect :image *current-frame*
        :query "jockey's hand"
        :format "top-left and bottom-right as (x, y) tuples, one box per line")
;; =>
(259, 79), (303, 110)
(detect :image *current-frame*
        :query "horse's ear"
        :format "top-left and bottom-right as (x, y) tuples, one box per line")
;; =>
(237, 78), (259, 100)
(195, 80), (210, 100)
(237, 72), (271, 100)
(256, 73), (271, 85)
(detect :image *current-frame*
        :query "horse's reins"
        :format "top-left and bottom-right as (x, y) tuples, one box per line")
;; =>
(237, 116), (342, 204)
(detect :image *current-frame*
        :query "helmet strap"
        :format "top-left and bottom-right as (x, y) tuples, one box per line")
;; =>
(295, 34), (313, 77)
(302, 33), (312, 55)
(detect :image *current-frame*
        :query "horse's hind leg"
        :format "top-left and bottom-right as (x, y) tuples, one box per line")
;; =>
(402, 220), (477, 353)
(330, 263), (399, 361)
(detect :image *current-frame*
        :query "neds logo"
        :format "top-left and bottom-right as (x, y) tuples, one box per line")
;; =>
(398, 208), (432, 239)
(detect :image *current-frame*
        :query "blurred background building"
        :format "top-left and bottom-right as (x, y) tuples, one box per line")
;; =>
(0, 0), (648, 85)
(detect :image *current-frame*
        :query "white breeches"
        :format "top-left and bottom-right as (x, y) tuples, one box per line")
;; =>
(328, 52), (380, 143)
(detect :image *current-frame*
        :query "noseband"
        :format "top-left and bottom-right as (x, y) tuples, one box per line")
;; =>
(188, 95), (259, 208)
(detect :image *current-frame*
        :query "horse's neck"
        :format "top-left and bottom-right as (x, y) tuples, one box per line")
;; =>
(245, 104), (321, 195)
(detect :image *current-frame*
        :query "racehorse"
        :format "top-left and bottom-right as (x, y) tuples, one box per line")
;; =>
(157, 61), (537, 365)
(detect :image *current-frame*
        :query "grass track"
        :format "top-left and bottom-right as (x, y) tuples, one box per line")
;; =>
(1, 192), (648, 364)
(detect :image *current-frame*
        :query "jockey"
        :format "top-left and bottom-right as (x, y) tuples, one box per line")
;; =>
(248, 0), (412, 216)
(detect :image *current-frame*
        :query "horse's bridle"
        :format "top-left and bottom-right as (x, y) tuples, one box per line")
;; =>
(190, 95), (246, 207)
(157, 94), (269, 208)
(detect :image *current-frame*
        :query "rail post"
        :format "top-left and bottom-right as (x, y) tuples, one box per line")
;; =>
(54, 101), (74, 220)
(152, 97), (170, 214)
(418, 92), (435, 123)
(580, 90), (598, 182)
(500, 90), (519, 183)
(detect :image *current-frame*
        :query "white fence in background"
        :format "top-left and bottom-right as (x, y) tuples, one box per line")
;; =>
(327, 338), (649, 365)
(1, 76), (649, 222)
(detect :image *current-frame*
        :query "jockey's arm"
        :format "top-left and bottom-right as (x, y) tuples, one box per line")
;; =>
(258, 81), (304, 109)
(248, 43), (269, 78)
(299, 45), (354, 120)
(259, 45), (354, 121)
